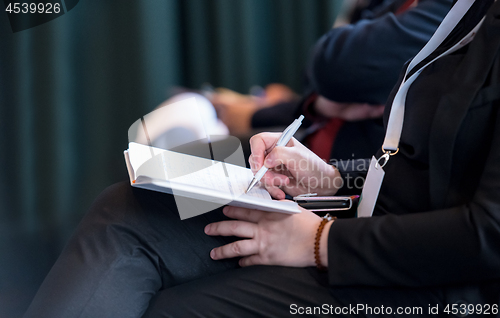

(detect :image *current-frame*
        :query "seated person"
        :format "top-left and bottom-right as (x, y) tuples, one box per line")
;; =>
(24, 1), (500, 317)
(214, 0), (452, 161)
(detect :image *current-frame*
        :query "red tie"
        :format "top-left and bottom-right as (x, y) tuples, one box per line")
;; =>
(396, 0), (417, 14)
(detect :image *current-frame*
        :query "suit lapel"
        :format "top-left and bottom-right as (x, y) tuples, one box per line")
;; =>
(429, 2), (500, 208)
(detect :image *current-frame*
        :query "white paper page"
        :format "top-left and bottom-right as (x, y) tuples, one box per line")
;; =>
(159, 148), (270, 201)
(127, 142), (278, 205)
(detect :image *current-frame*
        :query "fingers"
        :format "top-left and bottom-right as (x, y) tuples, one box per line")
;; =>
(248, 132), (302, 173)
(206, 208), (263, 262)
(210, 239), (258, 260)
(260, 171), (289, 199)
(248, 132), (284, 171)
(264, 184), (286, 200)
(222, 206), (264, 223)
(248, 154), (259, 172)
(239, 254), (264, 267)
(261, 169), (289, 187)
(263, 146), (300, 171)
(205, 220), (256, 238)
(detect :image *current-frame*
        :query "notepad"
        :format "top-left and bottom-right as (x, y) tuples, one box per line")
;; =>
(124, 142), (300, 219)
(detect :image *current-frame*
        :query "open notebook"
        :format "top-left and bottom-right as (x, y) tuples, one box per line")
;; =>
(124, 142), (300, 219)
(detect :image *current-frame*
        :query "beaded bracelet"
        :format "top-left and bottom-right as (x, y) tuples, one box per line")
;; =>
(314, 213), (335, 271)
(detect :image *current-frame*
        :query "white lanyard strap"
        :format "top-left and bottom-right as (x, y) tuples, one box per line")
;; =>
(382, 0), (481, 153)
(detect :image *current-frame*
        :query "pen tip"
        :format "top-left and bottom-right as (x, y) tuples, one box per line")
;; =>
(246, 178), (257, 193)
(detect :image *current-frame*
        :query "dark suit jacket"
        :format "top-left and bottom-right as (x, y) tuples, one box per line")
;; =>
(328, 0), (500, 303)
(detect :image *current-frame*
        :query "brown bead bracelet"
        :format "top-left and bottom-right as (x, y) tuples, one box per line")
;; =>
(314, 213), (335, 271)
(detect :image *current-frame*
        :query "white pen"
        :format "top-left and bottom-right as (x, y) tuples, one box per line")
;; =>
(245, 115), (304, 193)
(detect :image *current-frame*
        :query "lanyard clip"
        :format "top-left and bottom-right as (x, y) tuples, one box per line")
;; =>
(377, 147), (399, 169)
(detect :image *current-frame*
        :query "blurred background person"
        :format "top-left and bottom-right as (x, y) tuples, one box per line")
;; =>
(211, 0), (452, 162)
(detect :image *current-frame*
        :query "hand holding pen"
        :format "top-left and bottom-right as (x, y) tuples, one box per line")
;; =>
(246, 116), (304, 193)
(246, 117), (341, 199)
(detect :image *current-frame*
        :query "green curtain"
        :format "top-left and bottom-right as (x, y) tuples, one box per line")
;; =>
(0, 0), (343, 240)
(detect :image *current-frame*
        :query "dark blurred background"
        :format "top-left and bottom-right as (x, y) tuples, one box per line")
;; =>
(0, 0), (343, 316)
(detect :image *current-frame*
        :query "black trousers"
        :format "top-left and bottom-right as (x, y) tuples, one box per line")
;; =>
(24, 182), (497, 317)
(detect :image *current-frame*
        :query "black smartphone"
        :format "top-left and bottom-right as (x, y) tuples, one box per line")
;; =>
(293, 195), (359, 218)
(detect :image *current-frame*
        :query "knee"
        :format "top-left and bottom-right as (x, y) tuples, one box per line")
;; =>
(74, 181), (183, 245)
(84, 181), (142, 227)
(86, 180), (180, 225)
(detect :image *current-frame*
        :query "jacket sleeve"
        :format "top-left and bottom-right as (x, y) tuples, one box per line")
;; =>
(327, 109), (500, 287)
(308, 0), (452, 105)
(251, 100), (304, 128)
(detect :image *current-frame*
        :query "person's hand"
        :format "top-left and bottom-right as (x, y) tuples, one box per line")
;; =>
(314, 95), (385, 121)
(249, 133), (341, 199)
(205, 205), (331, 267)
(211, 85), (298, 135)
(211, 89), (259, 135)
(260, 83), (298, 106)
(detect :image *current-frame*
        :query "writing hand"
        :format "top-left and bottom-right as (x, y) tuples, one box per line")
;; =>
(249, 132), (341, 199)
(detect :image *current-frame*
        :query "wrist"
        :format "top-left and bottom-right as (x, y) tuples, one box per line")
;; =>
(314, 214), (334, 270)
(320, 220), (332, 268)
(314, 96), (339, 119)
